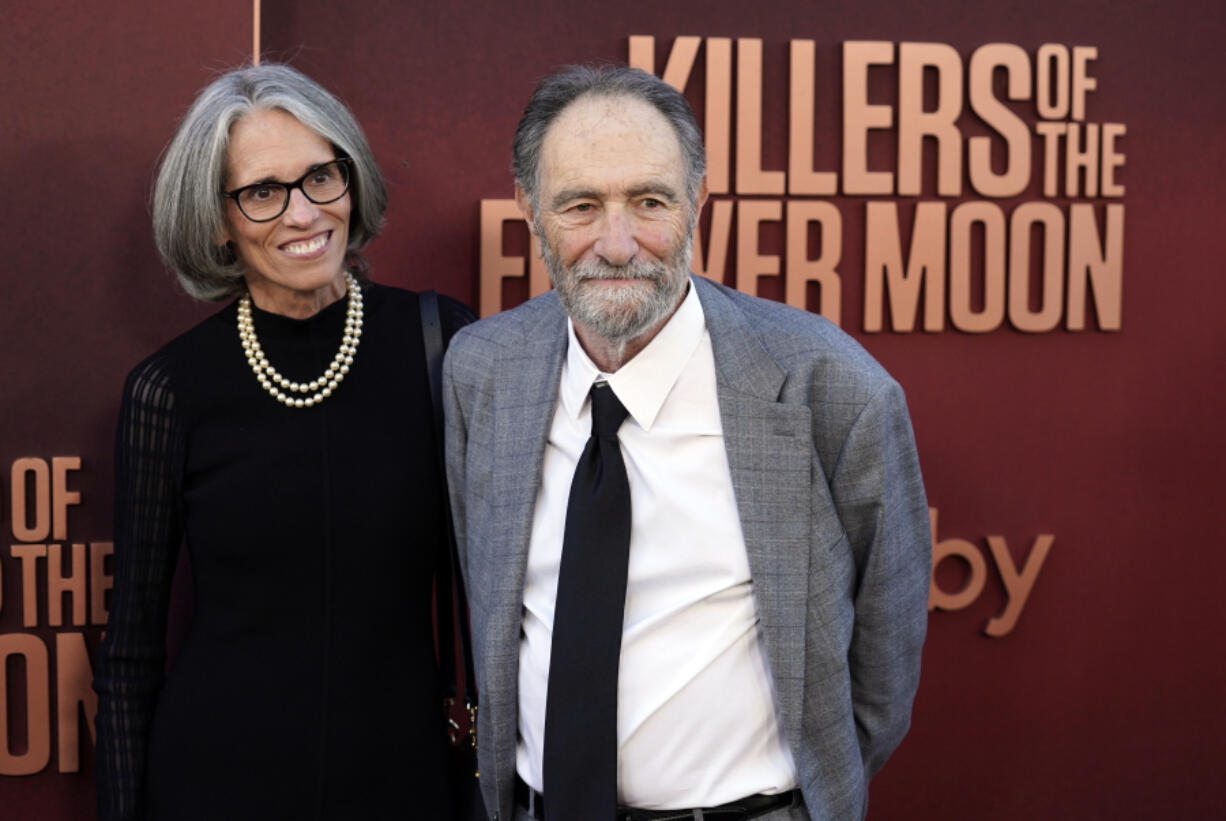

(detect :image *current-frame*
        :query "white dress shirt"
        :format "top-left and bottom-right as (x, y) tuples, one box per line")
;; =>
(517, 281), (798, 808)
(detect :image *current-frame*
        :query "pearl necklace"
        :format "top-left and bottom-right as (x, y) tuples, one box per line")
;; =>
(236, 273), (364, 408)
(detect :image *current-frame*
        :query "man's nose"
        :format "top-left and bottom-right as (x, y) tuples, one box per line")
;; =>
(593, 208), (639, 267)
(282, 187), (319, 226)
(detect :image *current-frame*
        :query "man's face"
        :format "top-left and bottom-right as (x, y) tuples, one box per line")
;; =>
(519, 95), (702, 347)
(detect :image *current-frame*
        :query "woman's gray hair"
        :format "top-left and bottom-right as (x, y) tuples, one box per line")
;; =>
(152, 63), (387, 301)
(511, 65), (707, 212)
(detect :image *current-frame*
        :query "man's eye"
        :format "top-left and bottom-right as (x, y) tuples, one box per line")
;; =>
(642, 198), (663, 208)
(571, 203), (594, 212)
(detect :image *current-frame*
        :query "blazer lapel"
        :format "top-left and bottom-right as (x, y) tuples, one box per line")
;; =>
(694, 277), (812, 746)
(488, 295), (568, 781)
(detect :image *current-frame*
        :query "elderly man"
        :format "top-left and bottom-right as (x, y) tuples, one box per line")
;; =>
(444, 65), (930, 821)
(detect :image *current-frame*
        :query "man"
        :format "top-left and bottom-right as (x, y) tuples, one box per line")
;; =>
(444, 65), (930, 821)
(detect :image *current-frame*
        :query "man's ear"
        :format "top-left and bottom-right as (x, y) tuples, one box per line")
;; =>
(695, 174), (709, 213)
(514, 184), (538, 238)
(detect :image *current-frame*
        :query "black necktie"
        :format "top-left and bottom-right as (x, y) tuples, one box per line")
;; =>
(542, 382), (632, 820)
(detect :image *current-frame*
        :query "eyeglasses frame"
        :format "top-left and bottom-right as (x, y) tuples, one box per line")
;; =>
(222, 157), (354, 223)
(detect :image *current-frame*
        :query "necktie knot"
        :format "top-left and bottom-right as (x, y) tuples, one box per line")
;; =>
(590, 383), (629, 438)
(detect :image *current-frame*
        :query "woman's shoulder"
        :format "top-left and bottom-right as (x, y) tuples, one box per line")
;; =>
(120, 302), (237, 406)
(365, 281), (475, 340)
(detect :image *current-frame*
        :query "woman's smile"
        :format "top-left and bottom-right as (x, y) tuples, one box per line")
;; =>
(280, 230), (332, 259)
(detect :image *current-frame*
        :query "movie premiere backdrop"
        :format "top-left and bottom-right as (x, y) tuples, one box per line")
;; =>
(3, 0), (1223, 818)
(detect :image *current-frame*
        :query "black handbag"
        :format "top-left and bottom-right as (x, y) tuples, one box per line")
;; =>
(419, 290), (484, 820)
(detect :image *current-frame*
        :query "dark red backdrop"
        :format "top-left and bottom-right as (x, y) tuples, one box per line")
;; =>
(3, 1), (1224, 818)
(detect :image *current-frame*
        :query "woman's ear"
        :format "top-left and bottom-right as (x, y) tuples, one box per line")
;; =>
(216, 239), (238, 266)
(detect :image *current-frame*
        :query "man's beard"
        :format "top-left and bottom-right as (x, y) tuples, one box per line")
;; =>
(542, 232), (692, 349)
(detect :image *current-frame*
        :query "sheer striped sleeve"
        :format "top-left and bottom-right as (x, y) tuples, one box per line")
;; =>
(94, 351), (186, 821)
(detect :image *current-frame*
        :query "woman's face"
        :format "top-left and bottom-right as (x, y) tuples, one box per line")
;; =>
(221, 108), (352, 317)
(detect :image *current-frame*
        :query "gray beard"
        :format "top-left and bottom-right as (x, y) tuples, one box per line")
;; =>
(542, 238), (692, 348)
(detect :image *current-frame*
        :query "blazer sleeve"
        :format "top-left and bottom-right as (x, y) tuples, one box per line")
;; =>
(93, 352), (186, 821)
(828, 377), (931, 779)
(441, 336), (471, 588)
(438, 294), (475, 572)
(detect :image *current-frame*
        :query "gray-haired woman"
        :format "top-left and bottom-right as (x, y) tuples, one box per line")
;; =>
(93, 63), (471, 820)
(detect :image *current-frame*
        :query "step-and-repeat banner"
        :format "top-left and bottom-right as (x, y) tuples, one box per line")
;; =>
(3, 0), (1223, 818)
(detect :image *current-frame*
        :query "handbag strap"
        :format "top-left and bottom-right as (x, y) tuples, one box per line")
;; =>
(419, 290), (478, 736)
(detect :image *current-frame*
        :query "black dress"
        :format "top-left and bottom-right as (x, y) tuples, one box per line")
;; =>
(94, 282), (472, 821)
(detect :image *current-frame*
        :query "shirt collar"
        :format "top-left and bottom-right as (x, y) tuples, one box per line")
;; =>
(560, 278), (705, 432)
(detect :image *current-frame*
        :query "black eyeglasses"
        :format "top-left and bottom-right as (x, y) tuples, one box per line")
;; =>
(222, 157), (353, 222)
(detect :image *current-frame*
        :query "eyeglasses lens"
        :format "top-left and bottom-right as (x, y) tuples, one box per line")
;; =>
(303, 162), (349, 203)
(237, 184), (288, 221)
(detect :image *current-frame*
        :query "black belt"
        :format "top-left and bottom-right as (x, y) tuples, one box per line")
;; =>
(515, 776), (801, 820)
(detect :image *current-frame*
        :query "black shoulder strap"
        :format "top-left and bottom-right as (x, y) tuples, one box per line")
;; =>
(419, 291), (478, 736)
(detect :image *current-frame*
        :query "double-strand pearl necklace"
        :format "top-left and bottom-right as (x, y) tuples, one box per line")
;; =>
(237, 272), (364, 408)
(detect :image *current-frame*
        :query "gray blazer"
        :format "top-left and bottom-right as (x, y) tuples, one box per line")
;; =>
(443, 276), (931, 821)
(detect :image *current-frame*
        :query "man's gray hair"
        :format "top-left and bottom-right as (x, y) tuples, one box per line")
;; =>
(152, 63), (387, 301)
(511, 65), (707, 211)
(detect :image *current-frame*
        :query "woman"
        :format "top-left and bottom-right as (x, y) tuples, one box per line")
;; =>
(94, 64), (472, 820)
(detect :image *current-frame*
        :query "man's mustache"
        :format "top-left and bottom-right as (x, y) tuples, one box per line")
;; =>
(569, 260), (668, 282)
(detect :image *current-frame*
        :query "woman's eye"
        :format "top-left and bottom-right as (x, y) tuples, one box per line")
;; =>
(311, 169), (333, 185)
(248, 186), (275, 202)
